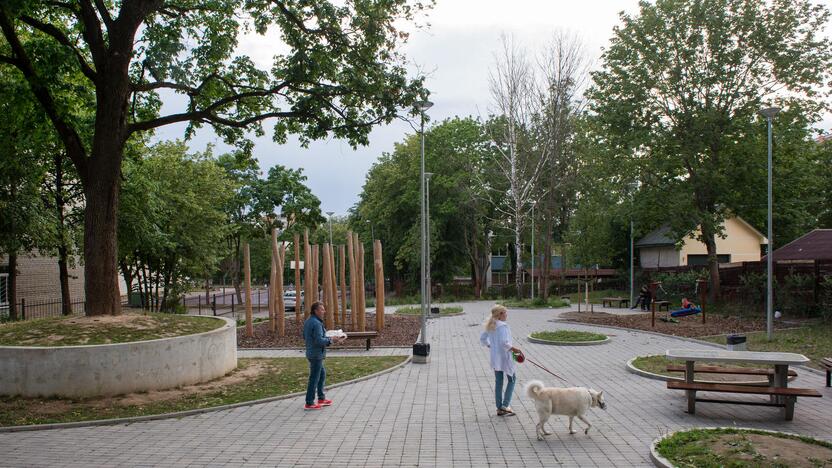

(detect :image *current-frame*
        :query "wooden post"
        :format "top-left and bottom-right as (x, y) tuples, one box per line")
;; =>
(329, 244), (339, 328)
(346, 232), (357, 330)
(304, 229), (312, 319)
(294, 233), (301, 322)
(374, 239), (385, 331)
(312, 244), (319, 306)
(269, 255), (277, 333)
(244, 242), (253, 337)
(649, 281), (659, 328)
(356, 233), (366, 331)
(339, 244), (347, 327)
(322, 243), (333, 329)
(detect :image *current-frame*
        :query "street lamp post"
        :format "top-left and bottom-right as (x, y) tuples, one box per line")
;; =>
(425, 172), (433, 314)
(414, 99), (433, 361)
(760, 106), (780, 341)
(530, 201), (536, 300)
(326, 211), (334, 245)
(366, 219), (374, 241)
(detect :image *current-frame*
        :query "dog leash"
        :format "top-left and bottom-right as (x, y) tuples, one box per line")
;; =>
(523, 355), (568, 382)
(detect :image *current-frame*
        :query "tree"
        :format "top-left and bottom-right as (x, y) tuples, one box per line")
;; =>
(118, 141), (233, 311)
(587, 0), (831, 301)
(0, 0), (429, 315)
(486, 35), (552, 298)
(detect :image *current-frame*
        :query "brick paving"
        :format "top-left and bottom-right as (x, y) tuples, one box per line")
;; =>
(1, 301), (830, 467)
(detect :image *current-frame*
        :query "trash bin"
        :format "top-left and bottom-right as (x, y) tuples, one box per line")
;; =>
(727, 334), (747, 351)
(430, 307), (440, 314)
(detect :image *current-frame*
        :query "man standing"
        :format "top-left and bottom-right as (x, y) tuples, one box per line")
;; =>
(303, 301), (345, 410)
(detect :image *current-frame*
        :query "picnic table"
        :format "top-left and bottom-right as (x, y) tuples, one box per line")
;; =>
(665, 349), (821, 421)
(601, 297), (629, 308)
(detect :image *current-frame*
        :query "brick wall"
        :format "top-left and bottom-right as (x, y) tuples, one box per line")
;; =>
(0, 252), (85, 305)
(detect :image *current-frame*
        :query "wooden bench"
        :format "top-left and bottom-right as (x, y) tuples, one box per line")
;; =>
(344, 331), (379, 350)
(653, 300), (670, 312)
(821, 358), (832, 387)
(601, 297), (629, 308)
(667, 380), (822, 421)
(667, 365), (797, 385)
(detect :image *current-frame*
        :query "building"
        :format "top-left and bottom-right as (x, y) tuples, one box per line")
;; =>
(0, 252), (85, 315)
(763, 229), (832, 262)
(636, 216), (768, 268)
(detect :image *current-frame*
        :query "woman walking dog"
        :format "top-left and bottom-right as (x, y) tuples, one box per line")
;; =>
(480, 304), (523, 416)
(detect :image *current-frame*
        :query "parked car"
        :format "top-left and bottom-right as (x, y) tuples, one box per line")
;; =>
(283, 291), (303, 311)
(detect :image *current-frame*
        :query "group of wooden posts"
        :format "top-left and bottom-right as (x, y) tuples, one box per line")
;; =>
(241, 229), (385, 338)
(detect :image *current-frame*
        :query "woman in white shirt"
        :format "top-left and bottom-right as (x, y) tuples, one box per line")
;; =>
(480, 304), (522, 416)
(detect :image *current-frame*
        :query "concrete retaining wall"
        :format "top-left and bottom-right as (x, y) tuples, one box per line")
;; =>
(0, 316), (237, 398)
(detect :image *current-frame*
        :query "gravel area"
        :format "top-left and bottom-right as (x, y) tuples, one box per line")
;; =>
(237, 314), (421, 348)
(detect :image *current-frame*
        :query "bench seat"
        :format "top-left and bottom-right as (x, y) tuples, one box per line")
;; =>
(601, 297), (628, 308)
(667, 380), (821, 420)
(344, 331), (379, 350)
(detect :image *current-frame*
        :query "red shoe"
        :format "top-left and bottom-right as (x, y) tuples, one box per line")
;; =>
(304, 403), (322, 410)
(318, 399), (333, 406)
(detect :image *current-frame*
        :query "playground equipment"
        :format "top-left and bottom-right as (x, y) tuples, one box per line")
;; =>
(651, 278), (708, 327)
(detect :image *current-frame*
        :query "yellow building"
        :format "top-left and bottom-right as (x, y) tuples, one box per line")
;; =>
(636, 216), (768, 268)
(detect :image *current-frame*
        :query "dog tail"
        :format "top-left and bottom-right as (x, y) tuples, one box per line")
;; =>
(525, 380), (545, 399)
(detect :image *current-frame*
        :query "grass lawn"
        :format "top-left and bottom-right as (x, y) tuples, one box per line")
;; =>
(655, 427), (832, 468)
(631, 354), (761, 378)
(701, 323), (832, 369)
(530, 330), (607, 342)
(395, 306), (463, 316)
(0, 313), (223, 346)
(501, 297), (569, 309)
(0, 356), (405, 427)
(566, 289), (629, 304)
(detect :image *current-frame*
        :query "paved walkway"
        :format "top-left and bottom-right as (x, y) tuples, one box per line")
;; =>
(2, 302), (831, 467)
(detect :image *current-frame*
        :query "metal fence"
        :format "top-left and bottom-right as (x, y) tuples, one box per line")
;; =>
(1, 298), (85, 321)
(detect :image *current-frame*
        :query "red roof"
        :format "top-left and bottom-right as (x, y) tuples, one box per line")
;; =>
(763, 229), (832, 261)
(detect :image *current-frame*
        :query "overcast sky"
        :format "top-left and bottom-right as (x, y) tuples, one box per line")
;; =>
(154, 0), (832, 217)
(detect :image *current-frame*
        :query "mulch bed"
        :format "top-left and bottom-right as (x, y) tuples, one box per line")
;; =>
(237, 314), (421, 348)
(557, 311), (792, 338)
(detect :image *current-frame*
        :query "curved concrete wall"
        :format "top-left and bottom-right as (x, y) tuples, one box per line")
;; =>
(0, 316), (237, 398)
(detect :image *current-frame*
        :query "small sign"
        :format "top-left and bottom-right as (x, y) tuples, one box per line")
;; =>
(290, 261), (304, 270)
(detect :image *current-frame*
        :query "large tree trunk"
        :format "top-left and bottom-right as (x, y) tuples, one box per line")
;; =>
(704, 232), (721, 303)
(83, 169), (122, 316)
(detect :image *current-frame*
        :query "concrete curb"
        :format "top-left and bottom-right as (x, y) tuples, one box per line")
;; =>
(650, 427), (832, 467)
(0, 354), (412, 433)
(554, 319), (829, 380)
(527, 334), (610, 346)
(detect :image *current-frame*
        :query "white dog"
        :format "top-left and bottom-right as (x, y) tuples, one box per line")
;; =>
(525, 380), (607, 440)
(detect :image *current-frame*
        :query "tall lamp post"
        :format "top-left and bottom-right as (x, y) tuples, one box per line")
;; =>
(414, 99), (433, 362)
(326, 211), (334, 245)
(760, 106), (780, 341)
(366, 219), (374, 241)
(530, 201), (536, 300)
(425, 172), (434, 314)
(629, 182), (639, 307)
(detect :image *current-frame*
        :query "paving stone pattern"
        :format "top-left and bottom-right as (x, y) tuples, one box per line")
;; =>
(1, 302), (830, 467)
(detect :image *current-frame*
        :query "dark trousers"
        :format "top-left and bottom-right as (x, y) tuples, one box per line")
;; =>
(306, 358), (326, 405)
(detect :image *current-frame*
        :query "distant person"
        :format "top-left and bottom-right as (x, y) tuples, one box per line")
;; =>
(631, 284), (651, 311)
(303, 301), (345, 410)
(480, 305), (522, 416)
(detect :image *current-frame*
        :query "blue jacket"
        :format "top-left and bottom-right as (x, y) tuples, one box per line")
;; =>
(303, 314), (331, 360)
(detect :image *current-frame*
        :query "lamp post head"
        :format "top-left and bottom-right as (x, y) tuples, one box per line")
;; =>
(759, 107), (781, 119)
(414, 100), (434, 113)
(425, 172), (433, 181)
(326, 211), (334, 217)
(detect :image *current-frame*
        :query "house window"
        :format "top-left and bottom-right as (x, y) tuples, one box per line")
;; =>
(687, 254), (730, 266)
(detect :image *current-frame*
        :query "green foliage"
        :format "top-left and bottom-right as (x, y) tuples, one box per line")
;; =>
(119, 141), (234, 310)
(777, 272), (816, 317)
(739, 272), (766, 306)
(394, 306), (463, 316)
(820, 277), (832, 323)
(500, 297), (569, 309)
(653, 269), (708, 303)
(587, 0), (832, 287)
(701, 324), (832, 369)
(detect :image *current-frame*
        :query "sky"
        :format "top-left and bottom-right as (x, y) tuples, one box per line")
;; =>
(154, 0), (832, 217)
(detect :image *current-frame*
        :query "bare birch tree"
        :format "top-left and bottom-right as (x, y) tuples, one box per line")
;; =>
(535, 32), (590, 299)
(486, 35), (551, 298)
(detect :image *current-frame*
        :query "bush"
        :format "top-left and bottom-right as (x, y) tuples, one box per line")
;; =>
(778, 272), (816, 317)
(653, 269), (707, 303)
(821, 276), (832, 323)
(739, 271), (766, 305)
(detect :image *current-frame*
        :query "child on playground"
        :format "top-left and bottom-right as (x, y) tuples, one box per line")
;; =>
(681, 297), (697, 310)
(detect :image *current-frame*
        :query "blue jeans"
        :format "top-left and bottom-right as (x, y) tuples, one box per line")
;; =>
(306, 358), (326, 405)
(494, 371), (516, 409)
